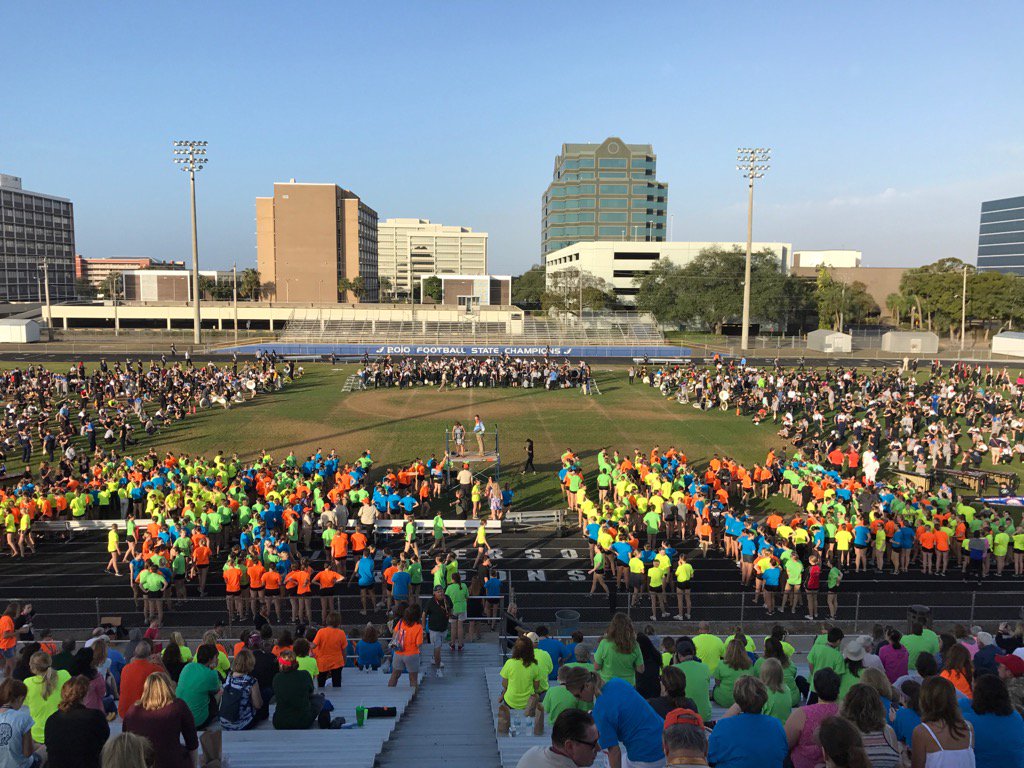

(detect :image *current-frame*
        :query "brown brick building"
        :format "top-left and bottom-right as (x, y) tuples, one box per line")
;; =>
(256, 182), (378, 303)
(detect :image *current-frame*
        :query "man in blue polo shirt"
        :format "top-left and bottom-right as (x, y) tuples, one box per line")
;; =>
(590, 677), (665, 768)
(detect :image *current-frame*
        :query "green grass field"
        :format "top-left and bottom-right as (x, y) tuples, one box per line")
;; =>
(102, 364), (777, 510)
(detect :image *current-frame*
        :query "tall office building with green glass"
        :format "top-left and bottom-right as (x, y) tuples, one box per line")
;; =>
(541, 137), (668, 257)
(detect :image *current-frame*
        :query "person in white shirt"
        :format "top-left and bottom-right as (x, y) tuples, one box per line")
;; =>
(516, 710), (600, 768)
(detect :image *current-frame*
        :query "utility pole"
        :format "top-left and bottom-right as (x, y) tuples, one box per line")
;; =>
(41, 256), (51, 330)
(172, 140), (208, 345)
(233, 262), (238, 342)
(736, 148), (771, 351)
(960, 265), (967, 352)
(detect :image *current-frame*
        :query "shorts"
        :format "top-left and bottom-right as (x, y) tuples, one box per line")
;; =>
(854, 543), (867, 550)
(827, 585), (840, 593)
(393, 653), (420, 675)
(742, 554), (754, 563)
(0, 647), (15, 660)
(359, 581), (374, 590)
(629, 574), (643, 590)
(676, 583), (691, 592)
(486, 597), (500, 607)
(317, 586), (338, 597)
(649, 585), (663, 594)
(766, 583), (780, 593)
(226, 589), (241, 597)
(250, 586), (264, 595)
(454, 611), (468, 622)
(429, 630), (447, 646)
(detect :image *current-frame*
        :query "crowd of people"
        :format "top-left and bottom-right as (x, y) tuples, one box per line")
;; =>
(506, 613), (1024, 768)
(0, 357), (292, 472)
(0, 601), (442, 768)
(354, 354), (593, 391)
(562, 437), (1024, 623)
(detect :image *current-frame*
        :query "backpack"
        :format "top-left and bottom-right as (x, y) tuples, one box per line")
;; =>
(390, 622), (406, 650)
(219, 676), (246, 724)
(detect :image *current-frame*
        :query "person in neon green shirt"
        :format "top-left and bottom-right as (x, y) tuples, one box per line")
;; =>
(594, 614), (643, 685)
(24, 655), (72, 743)
(692, 624), (725, 673)
(712, 638), (754, 707)
(497, 639), (544, 735)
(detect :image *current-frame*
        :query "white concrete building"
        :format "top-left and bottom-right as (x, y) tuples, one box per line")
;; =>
(544, 240), (793, 304)
(377, 218), (487, 300)
(792, 249), (862, 269)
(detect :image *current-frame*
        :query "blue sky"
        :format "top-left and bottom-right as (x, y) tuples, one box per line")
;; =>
(3, 1), (1023, 274)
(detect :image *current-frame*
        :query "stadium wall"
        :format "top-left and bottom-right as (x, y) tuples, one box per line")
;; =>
(216, 342), (693, 359)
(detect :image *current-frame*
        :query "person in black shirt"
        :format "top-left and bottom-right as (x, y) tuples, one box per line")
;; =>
(423, 585), (453, 672)
(44, 675), (110, 768)
(523, 439), (535, 474)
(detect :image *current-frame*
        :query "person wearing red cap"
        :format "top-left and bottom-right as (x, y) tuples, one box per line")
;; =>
(997, 653), (1024, 710)
(662, 708), (709, 767)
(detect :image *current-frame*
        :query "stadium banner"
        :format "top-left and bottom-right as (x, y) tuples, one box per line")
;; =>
(215, 343), (694, 360)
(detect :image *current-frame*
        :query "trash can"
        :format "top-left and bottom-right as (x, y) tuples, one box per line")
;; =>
(555, 609), (581, 636)
(908, 604), (932, 631)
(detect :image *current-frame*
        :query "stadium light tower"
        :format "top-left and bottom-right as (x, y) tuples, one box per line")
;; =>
(172, 140), (208, 345)
(736, 147), (771, 352)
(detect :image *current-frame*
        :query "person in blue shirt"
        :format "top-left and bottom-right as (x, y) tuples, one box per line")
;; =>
(391, 566), (412, 603)
(567, 673), (664, 768)
(355, 550), (377, 615)
(891, 679), (921, 746)
(762, 560), (782, 615)
(960, 673), (1024, 768)
(708, 677), (787, 768)
(535, 627), (566, 681)
(399, 493), (417, 515)
(356, 625), (385, 670)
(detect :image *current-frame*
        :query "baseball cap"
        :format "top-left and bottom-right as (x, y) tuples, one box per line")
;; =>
(664, 708), (704, 730)
(432, 584), (444, 592)
(996, 654), (1024, 677)
(976, 631), (994, 647)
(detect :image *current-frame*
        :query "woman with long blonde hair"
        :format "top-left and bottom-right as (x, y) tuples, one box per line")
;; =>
(122, 672), (200, 768)
(24, 650), (71, 745)
(100, 732), (155, 768)
(594, 612), (644, 685)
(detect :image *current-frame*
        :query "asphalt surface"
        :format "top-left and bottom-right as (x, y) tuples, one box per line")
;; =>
(2, 528), (1018, 632)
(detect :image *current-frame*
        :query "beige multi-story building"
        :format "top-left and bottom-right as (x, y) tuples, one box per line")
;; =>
(256, 181), (378, 303)
(544, 240), (793, 304)
(75, 255), (185, 290)
(376, 218), (487, 300)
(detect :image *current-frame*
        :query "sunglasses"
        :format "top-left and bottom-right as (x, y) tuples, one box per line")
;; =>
(571, 737), (600, 750)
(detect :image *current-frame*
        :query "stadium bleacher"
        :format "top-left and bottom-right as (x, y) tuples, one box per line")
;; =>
(276, 312), (666, 347)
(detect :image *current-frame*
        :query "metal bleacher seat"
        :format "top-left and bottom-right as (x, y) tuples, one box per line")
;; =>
(107, 667), (418, 768)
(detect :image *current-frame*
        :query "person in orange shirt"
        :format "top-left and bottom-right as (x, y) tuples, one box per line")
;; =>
(919, 525), (937, 575)
(0, 603), (17, 677)
(262, 567), (283, 622)
(246, 558), (266, 618)
(312, 612), (348, 688)
(350, 528), (368, 558)
(330, 529), (349, 572)
(223, 558), (244, 621)
(312, 565), (343, 622)
(939, 645), (973, 698)
(193, 538), (212, 596)
(934, 525), (950, 576)
(388, 604), (424, 689)
(284, 561), (312, 624)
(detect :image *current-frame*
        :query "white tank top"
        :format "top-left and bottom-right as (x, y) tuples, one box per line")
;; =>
(922, 721), (975, 768)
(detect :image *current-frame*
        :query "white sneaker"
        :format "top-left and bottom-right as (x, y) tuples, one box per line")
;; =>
(674, 614), (685, 620)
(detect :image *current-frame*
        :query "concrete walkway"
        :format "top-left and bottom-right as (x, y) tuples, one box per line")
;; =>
(376, 642), (502, 768)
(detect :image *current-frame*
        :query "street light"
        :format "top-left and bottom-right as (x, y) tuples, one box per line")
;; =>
(736, 147), (771, 352)
(172, 139), (208, 345)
